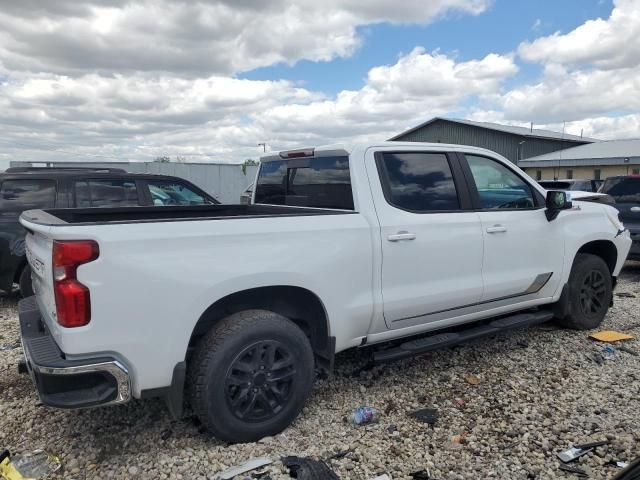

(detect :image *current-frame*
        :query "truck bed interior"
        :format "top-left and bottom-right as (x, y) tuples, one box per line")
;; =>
(21, 204), (354, 226)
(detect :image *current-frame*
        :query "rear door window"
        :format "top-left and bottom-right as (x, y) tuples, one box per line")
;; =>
(73, 179), (140, 208)
(376, 152), (460, 212)
(254, 156), (354, 210)
(0, 179), (56, 210)
(146, 180), (212, 206)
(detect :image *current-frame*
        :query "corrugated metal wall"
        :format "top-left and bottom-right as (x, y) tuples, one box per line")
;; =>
(395, 120), (586, 163)
(8, 161), (258, 203)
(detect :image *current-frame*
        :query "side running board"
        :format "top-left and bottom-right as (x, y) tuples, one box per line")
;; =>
(373, 311), (554, 364)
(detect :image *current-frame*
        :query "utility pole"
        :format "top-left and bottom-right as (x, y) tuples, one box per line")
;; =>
(257, 143), (266, 152)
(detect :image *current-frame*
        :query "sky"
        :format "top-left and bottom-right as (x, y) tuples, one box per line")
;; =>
(0, 0), (639, 166)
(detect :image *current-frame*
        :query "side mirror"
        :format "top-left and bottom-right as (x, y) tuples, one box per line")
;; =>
(545, 190), (572, 221)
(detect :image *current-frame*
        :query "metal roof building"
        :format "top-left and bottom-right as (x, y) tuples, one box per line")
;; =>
(390, 117), (596, 163)
(518, 139), (640, 181)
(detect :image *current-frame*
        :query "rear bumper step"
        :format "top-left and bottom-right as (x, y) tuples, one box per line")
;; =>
(373, 310), (554, 363)
(18, 296), (131, 409)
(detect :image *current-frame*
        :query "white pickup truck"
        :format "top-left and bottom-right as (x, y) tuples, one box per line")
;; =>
(19, 142), (631, 443)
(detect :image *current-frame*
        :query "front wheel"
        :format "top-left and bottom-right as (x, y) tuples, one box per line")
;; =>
(188, 310), (314, 443)
(556, 253), (612, 330)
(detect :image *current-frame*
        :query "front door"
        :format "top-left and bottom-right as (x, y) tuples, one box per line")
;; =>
(367, 150), (484, 329)
(462, 153), (565, 302)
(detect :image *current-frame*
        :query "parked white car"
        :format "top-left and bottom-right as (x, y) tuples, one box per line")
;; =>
(19, 142), (631, 442)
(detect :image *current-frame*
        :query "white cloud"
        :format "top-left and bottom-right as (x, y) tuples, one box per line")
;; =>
(519, 0), (640, 70)
(0, 0), (492, 76)
(0, 48), (516, 163)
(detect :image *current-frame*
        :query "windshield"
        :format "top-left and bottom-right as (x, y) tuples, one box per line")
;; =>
(600, 177), (640, 203)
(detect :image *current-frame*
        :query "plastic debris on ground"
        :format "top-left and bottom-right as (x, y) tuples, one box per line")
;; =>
(454, 397), (466, 407)
(615, 292), (636, 298)
(0, 449), (61, 480)
(557, 440), (609, 463)
(463, 374), (481, 385)
(411, 469), (432, 479)
(408, 408), (439, 425)
(368, 475), (392, 480)
(602, 345), (617, 361)
(617, 461), (629, 468)
(213, 457), (272, 480)
(282, 456), (340, 479)
(589, 331), (635, 343)
(349, 406), (379, 426)
(558, 464), (589, 477)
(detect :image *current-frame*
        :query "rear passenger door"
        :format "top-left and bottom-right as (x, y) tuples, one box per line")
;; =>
(142, 179), (212, 206)
(368, 150), (484, 329)
(460, 153), (564, 303)
(73, 178), (143, 208)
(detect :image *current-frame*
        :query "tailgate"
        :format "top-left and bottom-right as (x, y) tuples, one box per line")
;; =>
(22, 220), (57, 324)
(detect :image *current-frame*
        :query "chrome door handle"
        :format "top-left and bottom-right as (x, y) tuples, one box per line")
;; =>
(486, 225), (507, 234)
(387, 231), (416, 242)
(631, 207), (640, 213)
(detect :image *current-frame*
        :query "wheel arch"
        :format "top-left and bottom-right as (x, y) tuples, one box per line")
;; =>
(576, 240), (618, 275)
(188, 285), (334, 374)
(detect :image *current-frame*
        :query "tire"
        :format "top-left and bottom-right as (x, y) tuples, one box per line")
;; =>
(556, 253), (612, 330)
(18, 265), (34, 298)
(188, 309), (314, 443)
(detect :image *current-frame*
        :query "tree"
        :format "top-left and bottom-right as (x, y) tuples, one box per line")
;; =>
(154, 156), (171, 163)
(242, 159), (259, 175)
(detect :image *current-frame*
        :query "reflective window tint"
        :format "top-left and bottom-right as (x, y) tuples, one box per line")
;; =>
(466, 155), (535, 209)
(74, 179), (139, 208)
(147, 180), (209, 206)
(0, 180), (56, 210)
(254, 156), (353, 210)
(378, 153), (459, 212)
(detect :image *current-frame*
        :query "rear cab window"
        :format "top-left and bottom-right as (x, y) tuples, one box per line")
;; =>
(254, 156), (354, 210)
(0, 179), (56, 210)
(74, 179), (140, 208)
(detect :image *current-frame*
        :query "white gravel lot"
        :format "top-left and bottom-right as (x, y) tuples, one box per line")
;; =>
(1, 265), (640, 480)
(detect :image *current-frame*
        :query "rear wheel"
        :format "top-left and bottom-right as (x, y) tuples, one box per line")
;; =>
(18, 265), (34, 297)
(188, 309), (314, 443)
(556, 253), (612, 330)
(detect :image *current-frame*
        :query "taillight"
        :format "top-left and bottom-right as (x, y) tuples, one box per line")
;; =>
(52, 240), (99, 328)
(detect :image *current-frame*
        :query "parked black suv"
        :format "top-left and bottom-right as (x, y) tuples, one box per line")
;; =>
(599, 175), (640, 261)
(0, 167), (218, 296)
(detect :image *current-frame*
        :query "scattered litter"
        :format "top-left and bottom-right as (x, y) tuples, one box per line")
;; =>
(369, 475), (391, 480)
(464, 374), (481, 385)
(411, 469), (432, 479)
(454, 397), (466, 407)
(602, 345), (617, 361)
(0, 342), (18, 351)
(282, 456), (340, 479)
(160, 429), (172, 441)
(0, 449), (61, 479)
(327, 449), (351, 460)
(589, 331), (635, 343)
(557, 446), (594, 463)
(350, 406), (379, 426)
(444, 433), (466, 451)
(587, 352), (604, 365)
(557, 440), (609, 464)
(214, 457), (272, 480)
(616, 461), (629, 468)
(618, 345), (639, 357)
(386, 425), (398, 434)
(615, 292), (636, 298)
(408, 408), (439, 425)
(558, 464), (589, 477)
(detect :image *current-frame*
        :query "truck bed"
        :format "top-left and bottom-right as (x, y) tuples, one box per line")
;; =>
(20, 204), (353, 226)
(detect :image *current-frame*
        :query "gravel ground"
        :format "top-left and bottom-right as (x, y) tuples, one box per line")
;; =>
(1, 266), (640, 480)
